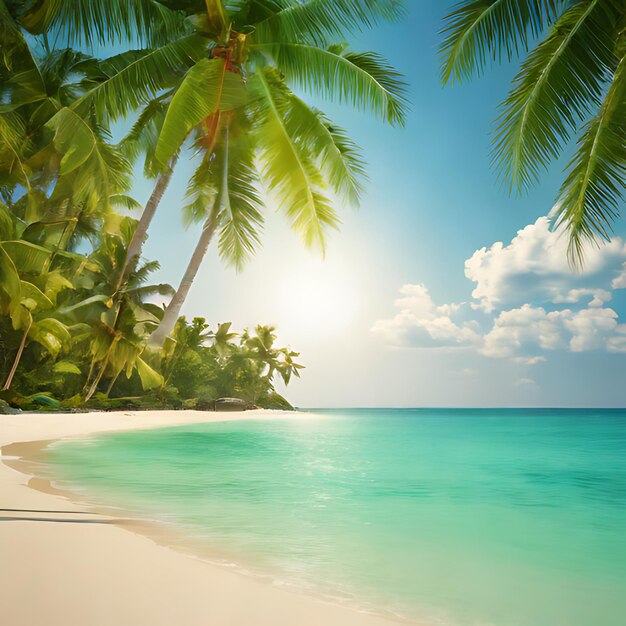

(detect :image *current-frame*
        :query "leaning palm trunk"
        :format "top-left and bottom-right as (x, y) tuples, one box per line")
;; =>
(2, 319), (32, 390)
(149, 133), (230, 348)
(84, 344), (115, 402)
(148, 206), (220, 348)
(116, 155), (177, 290)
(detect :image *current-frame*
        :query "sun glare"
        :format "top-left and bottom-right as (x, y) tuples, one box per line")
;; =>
(275, 262), (358, 338)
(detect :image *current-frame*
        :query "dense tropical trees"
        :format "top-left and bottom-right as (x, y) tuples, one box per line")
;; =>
(160, 318), (302, 407)
(440, 0), (626, 266)
(0, 0), (409, 409)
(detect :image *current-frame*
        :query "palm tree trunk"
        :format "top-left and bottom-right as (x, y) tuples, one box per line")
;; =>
(84, 339), (118, 401)
(105, 370), (121, 397)
(2, 319), (32, 391)
(149, 132), (230, 349)
(148, 208), (220, 348)
(84, 359), (108, 402)
(116, 155), (177, 290)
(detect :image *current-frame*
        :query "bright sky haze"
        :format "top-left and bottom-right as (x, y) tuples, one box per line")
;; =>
(112, 2), (626, 408)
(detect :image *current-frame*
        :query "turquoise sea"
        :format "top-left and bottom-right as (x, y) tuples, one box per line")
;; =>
(44, 409), (626, 626)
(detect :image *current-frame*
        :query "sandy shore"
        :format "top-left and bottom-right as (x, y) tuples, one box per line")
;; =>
(0, 410), (408, 626)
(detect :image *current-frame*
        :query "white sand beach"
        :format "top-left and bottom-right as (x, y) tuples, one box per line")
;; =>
(0, 410), (407, 626)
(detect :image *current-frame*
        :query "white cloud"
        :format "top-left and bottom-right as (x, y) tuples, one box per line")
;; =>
(552, 288), (612, 307)
(612, 262), (626, 289)
(372, 216), (626, 363)
(564, 307), (622, 352)
(370, 284), (481, 348)
(608, 327), (626, 353)
(481, 305), (567, 358)
(464, 217), (626, 312)
(481, 304), (626, 358)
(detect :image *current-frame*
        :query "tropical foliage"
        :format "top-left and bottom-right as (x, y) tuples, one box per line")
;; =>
(440, 0), (626, 266)
(0, 0), (405, 410)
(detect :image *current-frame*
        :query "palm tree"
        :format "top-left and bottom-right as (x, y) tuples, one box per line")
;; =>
(440, 0), (626, 266)
(6, 1), (408, 346)
(0, 204), (75, 389)
(62, 224), (172, 401)
(0, 253), (72, 390)
(142, 0), (409, 345)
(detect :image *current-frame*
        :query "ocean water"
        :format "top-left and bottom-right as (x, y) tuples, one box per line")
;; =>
(44, 409), (626, 626)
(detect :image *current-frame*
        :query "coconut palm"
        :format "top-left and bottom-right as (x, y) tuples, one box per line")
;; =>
(0, 205), (74, 389)
(0, 32), (140, 243)
(62, 223), (172, 401)
(138, 0), (409, 345)
(7, 2), (408, 346)
(440, 0), (626, 266)
(0, 249), (72, 390)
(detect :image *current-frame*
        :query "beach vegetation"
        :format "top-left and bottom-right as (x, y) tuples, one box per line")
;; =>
(441, 0), (626, 266)
(0, 0), (406, 411)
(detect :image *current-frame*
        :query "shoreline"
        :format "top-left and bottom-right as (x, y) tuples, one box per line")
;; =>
(0, 409), (412, 626)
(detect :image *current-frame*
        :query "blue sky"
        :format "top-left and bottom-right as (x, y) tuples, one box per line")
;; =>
(111, 2), (626, 407)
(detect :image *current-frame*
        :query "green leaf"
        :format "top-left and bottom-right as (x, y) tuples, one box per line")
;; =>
(155, 58), (248, 165)
(43, 271), (74, 303)
(253, 71), (340, 251)
(0, 201), (14, 240)
(554, 47), (626, 266)
(28, 0), (189, 48)
(492, 0), (619, 192)
(58, 294), (111, 315)
(20, 281), (54, 310)
(53, 360), (82, 375)
(0, 111), (31, 185)
(252, 0), (405, 46)
(204, 0), (230, 37)
(71, 35), (208, 121)
(251, 43), (408, 125)
(109, 194), (142, 212)
(46, 107), (97, 174)
(136, 356), (164, 390)
(281, 94), (366, 205)
(440, 0), (564, 85)
(29, 318), (71, 357)
(46, 107), (132, 207)
(1, 240), (51, 273)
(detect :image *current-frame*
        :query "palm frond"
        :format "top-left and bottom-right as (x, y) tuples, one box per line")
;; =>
(554, 47), (626, 268)
(253, 70), (340, 251)
(0, 111), (31, 185)
(440, 0), (564, 84)
(282, 94), (366, 205)
(0, 62), (47, 112)
(204, 0), (230, 37)
(119, 95), (171, 175)
(72, 35), (207, 123)
(132, 259), (161, 284)
(216, 130), (264, 270)
(492, 0), (619, 192)
(252, 0), (405, 46)
(181, 155), (220, 227)
(46, 108), (132, 210)
(23, 0), (190, 48)
(0, 1), (32, 72)
(125, 283), (175, 298)
(155, 58), (248, 166)
(38, 48), (97, 93)
(109, 194), (142, 212)
(251, 42), (408, 125)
